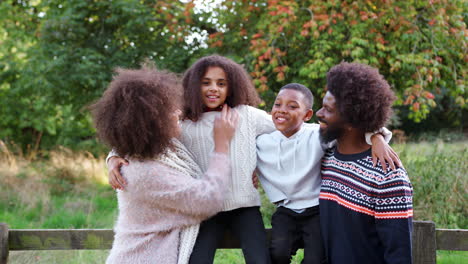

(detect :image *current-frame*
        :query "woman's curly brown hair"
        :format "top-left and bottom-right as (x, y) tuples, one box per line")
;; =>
(182, 55), (261, 121)
(90, 67), (182, 160)
(327, 62), (396, 132)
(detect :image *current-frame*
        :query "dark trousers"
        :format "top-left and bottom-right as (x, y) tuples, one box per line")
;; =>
(189, 206), (271, 264)
(270, 206), (326, 264)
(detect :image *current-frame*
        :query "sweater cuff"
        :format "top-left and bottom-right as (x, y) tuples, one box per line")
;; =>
(106, 149), (119, 167)
(365, 127), (392, 145)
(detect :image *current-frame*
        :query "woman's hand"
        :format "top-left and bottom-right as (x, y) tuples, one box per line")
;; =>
(371, 134), (402, 172)
(108, 156), (128, 190)
(213, 104), (239, 153)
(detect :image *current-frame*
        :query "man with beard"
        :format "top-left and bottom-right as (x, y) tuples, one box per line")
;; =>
(317, 62), (414, 264)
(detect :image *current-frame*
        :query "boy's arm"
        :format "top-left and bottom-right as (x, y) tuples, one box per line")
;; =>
(315, 124), (400, 171)
(367, 127), (402, 172)
(365, 127), (392, 145)
(370, 134), (402, 172)
(375, 170), (414, 264)
(317, 126), (393, 152)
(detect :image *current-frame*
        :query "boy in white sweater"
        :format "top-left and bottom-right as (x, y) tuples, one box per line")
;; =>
(256, 83), (396, 264)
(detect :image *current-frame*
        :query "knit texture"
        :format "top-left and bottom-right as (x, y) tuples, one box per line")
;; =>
(105, 143), (230, 264)
(180, 105), (275, 211)
(156, 140), (203, 264)
(319, 147), (413, 264)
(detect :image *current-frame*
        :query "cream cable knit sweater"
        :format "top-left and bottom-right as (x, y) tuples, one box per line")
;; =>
(106, 144), (230, 264)
(180, 105), (275, 211)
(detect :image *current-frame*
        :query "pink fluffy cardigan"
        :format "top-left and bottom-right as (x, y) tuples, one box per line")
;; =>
(105, 153), (230, 264)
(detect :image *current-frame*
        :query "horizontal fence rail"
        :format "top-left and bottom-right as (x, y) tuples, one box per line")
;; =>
(1, 221), (467, 264)
(436, 228), (468, 251)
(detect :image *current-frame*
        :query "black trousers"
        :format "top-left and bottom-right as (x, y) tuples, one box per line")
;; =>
(270, 206), (326, 264)
(189, 206), (271, 264)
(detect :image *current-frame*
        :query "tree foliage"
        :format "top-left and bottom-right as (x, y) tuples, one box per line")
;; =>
(0, 0), (192, 151)
(189, 0), (467, 124)
(0, 0), (466, 151)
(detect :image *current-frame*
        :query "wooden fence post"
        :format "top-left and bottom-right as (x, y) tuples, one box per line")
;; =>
(0, 223), (8, 264)
(413, 221), (436, 264)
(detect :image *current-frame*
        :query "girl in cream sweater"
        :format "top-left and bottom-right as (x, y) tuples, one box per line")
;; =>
(109, 55), (274, 263)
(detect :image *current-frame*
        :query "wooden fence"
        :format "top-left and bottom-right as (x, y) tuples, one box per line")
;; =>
(1, 221), (467, 264)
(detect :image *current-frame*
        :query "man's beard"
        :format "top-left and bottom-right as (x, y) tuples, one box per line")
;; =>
(319, 120), (345, 144)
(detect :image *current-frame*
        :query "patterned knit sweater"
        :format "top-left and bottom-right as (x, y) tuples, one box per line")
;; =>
(180, 105), (275, 211)
(105, 150), (230, 264)
(319, 147), (413, 264)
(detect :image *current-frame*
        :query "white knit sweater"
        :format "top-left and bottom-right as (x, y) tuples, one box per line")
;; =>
(180, 105), (275, 211)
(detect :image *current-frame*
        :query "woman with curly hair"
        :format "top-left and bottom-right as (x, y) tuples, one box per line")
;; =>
(90, 66), (238, 264)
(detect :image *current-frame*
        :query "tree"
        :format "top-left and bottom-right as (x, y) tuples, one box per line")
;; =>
(0, 0), (193, 151)
(1, 0), (466, 152)
(190, 0), (467, 125)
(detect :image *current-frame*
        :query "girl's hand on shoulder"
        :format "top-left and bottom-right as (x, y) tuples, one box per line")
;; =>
(213, 104), (239, 153)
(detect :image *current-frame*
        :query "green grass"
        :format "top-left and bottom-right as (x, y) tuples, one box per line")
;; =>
(394, 140), (467, 229)
(437, 251), (468, 264)
(9, 251), (110, 264)
(1, 139), (467, 263)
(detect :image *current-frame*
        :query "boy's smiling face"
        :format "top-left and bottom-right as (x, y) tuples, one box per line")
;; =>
(271, 89), (313, 138)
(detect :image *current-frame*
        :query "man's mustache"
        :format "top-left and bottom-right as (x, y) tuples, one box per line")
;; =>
(317, 118), (327, 125)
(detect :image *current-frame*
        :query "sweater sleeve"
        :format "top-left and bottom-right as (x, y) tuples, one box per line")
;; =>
(105, 149), (119, 166)
(131, 152), (230, 219)
(374, 168), (414, 264)
(248, 106), (276, 136)
(365, 127), (392, 145)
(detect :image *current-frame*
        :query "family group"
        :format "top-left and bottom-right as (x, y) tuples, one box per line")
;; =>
(89, 55), (413, 264)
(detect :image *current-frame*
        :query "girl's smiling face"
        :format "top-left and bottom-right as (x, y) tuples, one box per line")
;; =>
(201, 66), (229, 109)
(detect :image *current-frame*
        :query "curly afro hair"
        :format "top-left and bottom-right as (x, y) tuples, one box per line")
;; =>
(326, 62), (396, 132)
(182, 55), (261, 121)
(90, 66), (182, 160)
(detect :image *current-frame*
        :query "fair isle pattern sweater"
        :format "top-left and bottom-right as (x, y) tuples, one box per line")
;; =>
(319, 147), (413, 264)
(180, 105), (275, 211)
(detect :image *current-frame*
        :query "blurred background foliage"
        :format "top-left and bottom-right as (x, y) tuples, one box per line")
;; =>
(0, 0), (466, 153)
